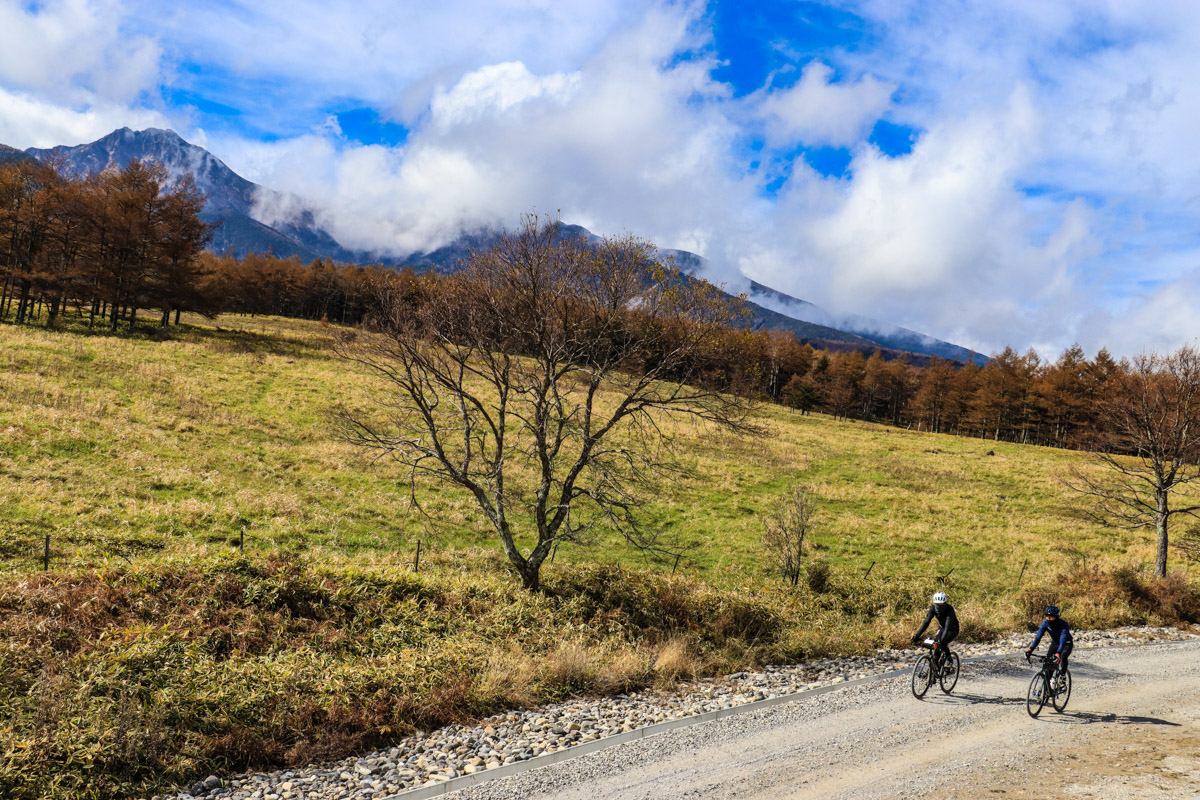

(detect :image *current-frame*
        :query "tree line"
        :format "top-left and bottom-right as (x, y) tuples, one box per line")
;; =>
(0, 159), (213, 329)
(0, 159), (1138, 450)
(200, 248), (1130, 453)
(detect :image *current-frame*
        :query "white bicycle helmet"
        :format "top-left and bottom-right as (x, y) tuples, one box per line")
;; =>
(932, 591), (947, 604)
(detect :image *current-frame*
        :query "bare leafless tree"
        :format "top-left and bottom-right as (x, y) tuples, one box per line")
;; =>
(334, 214), (759, 590)
(762, 485), (816, 587)
(1064, 345), (1200, 577)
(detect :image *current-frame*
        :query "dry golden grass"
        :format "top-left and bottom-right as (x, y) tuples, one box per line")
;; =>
(652, 636), (697, 682)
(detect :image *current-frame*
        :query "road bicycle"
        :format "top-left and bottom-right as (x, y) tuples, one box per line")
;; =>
(910, 638), (960, 698)
(1025, 651), (1071, 717)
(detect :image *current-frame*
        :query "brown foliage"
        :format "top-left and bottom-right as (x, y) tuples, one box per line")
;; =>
(335, 215), (760, 591)
(0, 159), (213, 330)
(1019, 563), (1200, 627)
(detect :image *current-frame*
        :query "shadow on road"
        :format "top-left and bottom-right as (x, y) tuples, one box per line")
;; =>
(918, 692), (1182, 729)
(919, 692), (1024, 708)
(1067, 662), (1126, 680)
(1032, 709), (1182, 727)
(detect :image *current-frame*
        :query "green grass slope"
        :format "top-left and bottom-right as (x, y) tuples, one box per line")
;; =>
(0, 314), (1197, 799)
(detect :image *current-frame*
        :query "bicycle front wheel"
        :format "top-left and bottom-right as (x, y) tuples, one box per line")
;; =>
(939, 652), (960, 694)
(1026, 672), (1048, 718)
(1052, 669), (1071, 712)
(911, 654), (933, 698)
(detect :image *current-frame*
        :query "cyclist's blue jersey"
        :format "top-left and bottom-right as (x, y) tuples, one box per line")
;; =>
(1029, 618), (1073, 651)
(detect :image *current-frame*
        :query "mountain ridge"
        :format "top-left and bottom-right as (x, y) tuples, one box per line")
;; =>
(10, 127), (982, 363)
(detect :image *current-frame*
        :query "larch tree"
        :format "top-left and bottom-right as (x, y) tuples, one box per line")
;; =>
(335, 215), (760, 591)
(1064, 345), (1200, 577)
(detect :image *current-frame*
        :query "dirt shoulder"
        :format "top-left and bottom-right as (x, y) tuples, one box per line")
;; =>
(453, 640), (1200, 800)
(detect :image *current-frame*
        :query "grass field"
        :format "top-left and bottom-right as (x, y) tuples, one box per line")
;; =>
(0, 313), (1165, 586)
(1, 314), (1197, 799)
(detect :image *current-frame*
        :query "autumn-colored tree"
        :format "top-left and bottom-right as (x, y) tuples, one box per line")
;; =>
(147, 174), (214, 325)
(1036, 344), (1091, 446)
(1065, 346), (1200, 577)
(0, 160), (58, 323)
(825, 350), (866, 420)
(910, 357), (958, 433)
(880, 356), (916, 426)
(967, 347), (1041, 442)
(335, 215), (759, 590)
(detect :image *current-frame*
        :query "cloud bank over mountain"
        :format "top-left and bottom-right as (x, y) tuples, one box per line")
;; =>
(3, 0), (1200, 358)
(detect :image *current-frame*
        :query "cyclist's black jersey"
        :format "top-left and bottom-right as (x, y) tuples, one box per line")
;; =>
(914, 602), (959, 642)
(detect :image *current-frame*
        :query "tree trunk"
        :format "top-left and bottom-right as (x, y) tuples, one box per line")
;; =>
(15, 279), (31, 324)
(1155, 491), (1169, 578)
(519, 563), (541, 591)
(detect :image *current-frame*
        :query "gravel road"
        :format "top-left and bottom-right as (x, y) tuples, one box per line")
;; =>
(450, 640), (1200, 800)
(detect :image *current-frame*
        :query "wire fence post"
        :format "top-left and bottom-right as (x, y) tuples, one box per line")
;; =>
(239, 528), (245, 555)
(414, 540), (421, 573)
(1017, 558), (1028, 586)
(864, 561), (876, 578)
(671, 554), (681, 574)
(43, 535), (50, 572)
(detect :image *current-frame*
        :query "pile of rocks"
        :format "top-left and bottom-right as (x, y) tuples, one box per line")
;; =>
(159, 625), (1197, 800)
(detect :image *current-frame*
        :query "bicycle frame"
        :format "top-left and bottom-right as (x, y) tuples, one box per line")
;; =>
(1025, 651), (1070, 717)
(911, 638), (959, 698)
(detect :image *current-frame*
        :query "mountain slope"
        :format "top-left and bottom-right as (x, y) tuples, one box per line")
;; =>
(27, 127), (257, 212)
(0, 144), (33, 165)
(393, 227), (921, 351)
(746, 281), (984, 364)
(8, 127), (980, 362)
(23, 128), (353, 262)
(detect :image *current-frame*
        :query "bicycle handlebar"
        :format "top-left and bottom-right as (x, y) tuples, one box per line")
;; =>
(1024, 650), (1058, 667)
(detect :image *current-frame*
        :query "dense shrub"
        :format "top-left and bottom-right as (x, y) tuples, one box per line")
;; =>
(0, 555), (794, 800)
(1017, 563), (1200, 629)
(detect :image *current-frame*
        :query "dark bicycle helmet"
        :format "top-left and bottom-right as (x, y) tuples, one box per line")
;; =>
(1044, 605), (1060, 617)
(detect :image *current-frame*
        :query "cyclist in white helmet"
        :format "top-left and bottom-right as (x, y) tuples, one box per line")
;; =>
(912, 591), (960, 669)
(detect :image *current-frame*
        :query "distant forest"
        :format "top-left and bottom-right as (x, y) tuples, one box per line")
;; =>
(1, 159), (1122, 449)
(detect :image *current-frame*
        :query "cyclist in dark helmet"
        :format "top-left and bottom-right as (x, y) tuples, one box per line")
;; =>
(912, 591), (959, 668)
(1026, 605), (1074, 677)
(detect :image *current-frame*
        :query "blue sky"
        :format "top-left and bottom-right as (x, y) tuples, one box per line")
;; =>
(2, 0), (1200, 358)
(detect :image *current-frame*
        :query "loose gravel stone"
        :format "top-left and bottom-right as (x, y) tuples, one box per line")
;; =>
(158, 625), (1197, 800)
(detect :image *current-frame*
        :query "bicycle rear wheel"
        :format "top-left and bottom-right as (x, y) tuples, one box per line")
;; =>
(1052, 669), (1071, 712)
(911, 654), (933, 698)
(939, 652), (960, 694)
(1026, 672), (1048, 718)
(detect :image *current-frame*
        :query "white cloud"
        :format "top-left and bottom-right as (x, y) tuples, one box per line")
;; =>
(755, 62), (894, 147)
(730, 1), (1200, 357)
(120, 0), (653, 132)
(244, 4), (757, 259)
(0, 86), (169, 148)
(1116, 268), (1200, 355)
(0, 0), (160, 105)
(431, 62), (581, 129)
